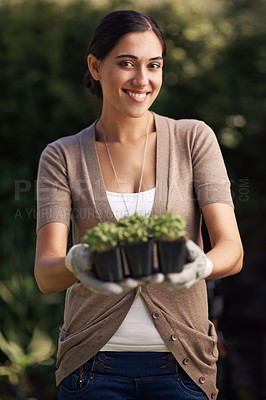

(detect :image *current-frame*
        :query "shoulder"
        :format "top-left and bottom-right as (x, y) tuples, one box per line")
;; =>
(46, 122), (95, 153)
(39, 122), (96, 162)
(154, 113), (217, 144)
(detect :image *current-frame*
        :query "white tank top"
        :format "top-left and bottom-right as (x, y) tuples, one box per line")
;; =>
(100, 188), (169, 352)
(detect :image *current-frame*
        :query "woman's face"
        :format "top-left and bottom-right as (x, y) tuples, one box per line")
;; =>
(95, 30), (163, 120)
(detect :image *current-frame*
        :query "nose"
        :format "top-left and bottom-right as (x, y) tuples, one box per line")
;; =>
(132, 66), (149, 87)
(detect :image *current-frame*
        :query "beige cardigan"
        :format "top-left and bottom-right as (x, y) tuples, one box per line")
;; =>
(37, 113), (233, 400)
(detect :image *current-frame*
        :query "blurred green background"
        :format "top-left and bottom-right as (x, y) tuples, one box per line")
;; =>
(0, 0), (265, 399)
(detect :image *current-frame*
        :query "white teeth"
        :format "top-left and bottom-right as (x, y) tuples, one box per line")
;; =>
(127, 91), (146, 99)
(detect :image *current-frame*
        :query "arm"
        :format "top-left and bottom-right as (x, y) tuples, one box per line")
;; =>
(202, 202), (244, 279)
(34, 222), (77, 294)
(162, 203), (243, 290)
(35, 221), (162, 296)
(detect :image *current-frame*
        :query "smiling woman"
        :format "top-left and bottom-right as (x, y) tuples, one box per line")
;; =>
(87, 30), (163, 119)
(84, 10), (166, 99)
(117, 52), (164, 103)
(34, 9), (243, 400)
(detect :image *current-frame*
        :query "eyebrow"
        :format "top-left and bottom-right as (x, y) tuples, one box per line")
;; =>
(115, 54), (163, 61)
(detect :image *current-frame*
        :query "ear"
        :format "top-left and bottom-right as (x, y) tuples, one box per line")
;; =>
(87, 54), (101, 81)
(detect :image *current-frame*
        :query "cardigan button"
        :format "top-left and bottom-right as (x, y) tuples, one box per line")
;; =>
(152, 312), (159, 319)
(199, 376), (206, 384)
(171, 334), (178, 341)
(211, 393), (216, 399)
(183, 357), (190, 365)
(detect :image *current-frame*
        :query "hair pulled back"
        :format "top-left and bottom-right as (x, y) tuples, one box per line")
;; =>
(84, 10), (166, 98)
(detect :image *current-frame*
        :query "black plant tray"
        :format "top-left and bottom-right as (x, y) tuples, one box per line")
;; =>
(124, 241), (153, 278)
(93, 246), (124, 282)
(157, 239), (186, 274)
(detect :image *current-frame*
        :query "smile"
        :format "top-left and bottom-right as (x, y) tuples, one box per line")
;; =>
(127, 91), (146, 99)
(122, 89), (149, 102)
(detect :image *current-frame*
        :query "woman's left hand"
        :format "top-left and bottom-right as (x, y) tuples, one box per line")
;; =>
(161, 240), (213, 290)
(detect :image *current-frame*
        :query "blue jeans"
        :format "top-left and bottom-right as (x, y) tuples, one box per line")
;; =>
(58, 352), (209, 400)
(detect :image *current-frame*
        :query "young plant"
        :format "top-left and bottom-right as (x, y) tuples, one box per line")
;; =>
(117, 213), (153, 278)
(149, 212), (187, 241)
(82, 222), (121, 253)
(150, 212), (187, 274)
(117, 213), (150, 245)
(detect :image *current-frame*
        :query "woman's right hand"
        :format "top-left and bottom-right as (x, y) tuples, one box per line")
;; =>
(35, 222), (163, 295)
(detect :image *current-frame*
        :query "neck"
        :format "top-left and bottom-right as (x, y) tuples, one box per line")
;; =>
(96, 111), (153, 143)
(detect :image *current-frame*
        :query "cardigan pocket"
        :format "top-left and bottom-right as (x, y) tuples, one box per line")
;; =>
(178, 322), (219, 365)
(208, 320), (219, 359)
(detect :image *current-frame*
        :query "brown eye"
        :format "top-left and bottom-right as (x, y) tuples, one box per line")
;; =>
(149, 63), (162, 69)
(119, 61), (134, 67)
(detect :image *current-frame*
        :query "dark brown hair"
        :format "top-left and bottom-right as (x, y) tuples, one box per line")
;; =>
(84, 10), (166, 98)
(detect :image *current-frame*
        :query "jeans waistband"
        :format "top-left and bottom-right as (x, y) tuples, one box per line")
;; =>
(83, 351), (179, 379)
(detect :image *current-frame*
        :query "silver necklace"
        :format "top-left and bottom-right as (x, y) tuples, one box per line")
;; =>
(102, 116), (150, 216)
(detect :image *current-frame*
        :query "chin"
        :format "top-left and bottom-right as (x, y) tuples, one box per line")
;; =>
(123, 103), (154, 119)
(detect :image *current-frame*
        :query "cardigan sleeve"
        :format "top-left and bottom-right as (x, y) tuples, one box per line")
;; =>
(36, 142), (72, 232)
(191, 121), (233, 209)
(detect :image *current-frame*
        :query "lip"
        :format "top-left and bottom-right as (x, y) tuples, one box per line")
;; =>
(122, 89), (150, 103)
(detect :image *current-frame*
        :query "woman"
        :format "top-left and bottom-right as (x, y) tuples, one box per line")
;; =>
(34, 10), (243, 400)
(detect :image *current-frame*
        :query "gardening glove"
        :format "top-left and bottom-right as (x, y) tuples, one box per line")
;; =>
(139, 273), (165, 284)
(162, 240), (213, 290)
(65, 244), (141, 296)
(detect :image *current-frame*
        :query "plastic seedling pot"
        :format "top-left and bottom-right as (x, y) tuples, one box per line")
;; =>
(92, 246), (124, 282)
(157, 239), (186, 274)
(124, 241), (153, 278)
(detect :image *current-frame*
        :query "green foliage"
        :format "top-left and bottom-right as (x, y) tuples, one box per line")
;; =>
(0, 0), (105, 236)
(83, 222), (121, 252)
(0, 221), (64, 398)
(149, 212), (187, 241)
(83, 214), (150, 251)
(0, 328), (54, 385)
(117, 213), (150, 229)
(117, 213), (150, 244)
(83, 213), (186, 249)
